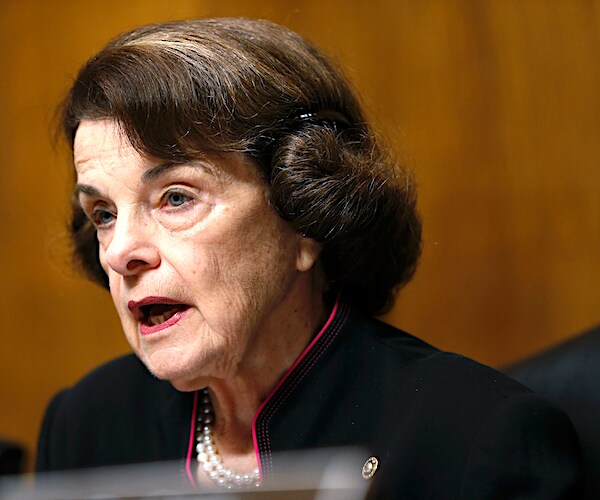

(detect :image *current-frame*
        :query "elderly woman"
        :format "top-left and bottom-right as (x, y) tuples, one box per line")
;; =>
(36, 18), (581, 497)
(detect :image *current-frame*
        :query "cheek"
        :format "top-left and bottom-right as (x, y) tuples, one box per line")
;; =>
(227, 219), (300, 297)
(101, 262), (130, 332)
(107, 279), (127, 323)
(98, 243), (110, 275)
(179, 216), (298, 307)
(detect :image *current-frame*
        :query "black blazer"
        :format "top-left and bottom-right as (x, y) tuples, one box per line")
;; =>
(37, 303), (583, 498)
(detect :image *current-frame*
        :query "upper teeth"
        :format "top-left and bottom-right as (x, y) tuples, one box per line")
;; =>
(148, 309), (177, 326)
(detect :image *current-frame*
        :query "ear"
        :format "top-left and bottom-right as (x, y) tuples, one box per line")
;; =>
(295, 236), (322, 272)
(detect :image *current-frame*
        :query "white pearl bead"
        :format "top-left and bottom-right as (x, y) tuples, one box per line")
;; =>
(196, 392), (261, 490)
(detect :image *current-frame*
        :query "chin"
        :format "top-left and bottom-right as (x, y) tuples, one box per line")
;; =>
(168, 377), (207, 392)
(141, 348), (207, 391)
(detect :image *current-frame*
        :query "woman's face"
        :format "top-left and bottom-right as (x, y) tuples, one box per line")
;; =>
(74, 120), (320, 389)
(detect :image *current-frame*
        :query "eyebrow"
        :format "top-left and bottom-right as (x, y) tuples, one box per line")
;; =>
(141, 161), (216, 183)
(74, 161), (218, 198)
(141, 162), (180, 183)
(74, 184), (101, 197)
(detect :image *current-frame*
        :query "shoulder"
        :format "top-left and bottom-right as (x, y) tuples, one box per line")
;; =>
(70, 353), (153, 389)
(342, 307), (581, 445)
(300, 306), (544, 439)
(345, 309), (530, 403)
(36, 354), (191, 471)
(343, 312), (583, 497)
(51, 354), (169, 415)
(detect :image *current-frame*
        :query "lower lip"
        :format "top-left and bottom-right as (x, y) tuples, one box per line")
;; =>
(139, 307), (190, 336)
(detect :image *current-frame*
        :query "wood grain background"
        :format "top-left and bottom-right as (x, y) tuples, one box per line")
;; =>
(1, 0), (598, 469)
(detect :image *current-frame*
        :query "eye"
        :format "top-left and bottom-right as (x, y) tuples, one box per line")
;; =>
(162, 189), (193, 208)
(91, 208), (115, 227)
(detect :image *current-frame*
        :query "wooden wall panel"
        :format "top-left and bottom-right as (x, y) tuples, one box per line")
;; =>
(1, 0), (598, 469)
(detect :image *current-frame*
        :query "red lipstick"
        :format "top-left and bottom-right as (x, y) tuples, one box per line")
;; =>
(128, 296), (190, 336)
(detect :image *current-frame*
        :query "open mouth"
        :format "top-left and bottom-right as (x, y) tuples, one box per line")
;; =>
(139, 303), (190, 326)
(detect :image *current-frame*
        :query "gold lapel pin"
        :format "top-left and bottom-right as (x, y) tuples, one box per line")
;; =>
(362, 456), (379, 480)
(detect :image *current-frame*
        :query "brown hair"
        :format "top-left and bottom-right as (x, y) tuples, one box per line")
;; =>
(64, 18), (421, 315)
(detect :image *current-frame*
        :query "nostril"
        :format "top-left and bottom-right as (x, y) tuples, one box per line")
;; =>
(126, 259), (151, 271)
(103, 219), (161, 275)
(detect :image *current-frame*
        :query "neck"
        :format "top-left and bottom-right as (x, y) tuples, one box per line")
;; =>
(201, 275), (328, 456)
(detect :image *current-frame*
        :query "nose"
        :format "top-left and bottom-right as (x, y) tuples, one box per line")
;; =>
(102, 212), (160, 276)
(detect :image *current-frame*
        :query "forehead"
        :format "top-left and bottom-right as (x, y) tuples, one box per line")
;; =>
(73, 119), (265, 190)
(73, 119), (144, 176)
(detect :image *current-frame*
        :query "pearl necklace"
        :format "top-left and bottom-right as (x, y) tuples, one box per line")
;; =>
(196, 388), (261, 489)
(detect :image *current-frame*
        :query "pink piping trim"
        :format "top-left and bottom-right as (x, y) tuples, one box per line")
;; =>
(185, 390), (199, 488)
(251, 297), (341, 479)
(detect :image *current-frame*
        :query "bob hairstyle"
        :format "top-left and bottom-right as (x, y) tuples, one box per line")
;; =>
(63, 18), (421, 315)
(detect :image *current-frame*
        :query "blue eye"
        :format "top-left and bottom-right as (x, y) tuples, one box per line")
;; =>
(165, 191), (190, 207)
(93, 209), (115, 226)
